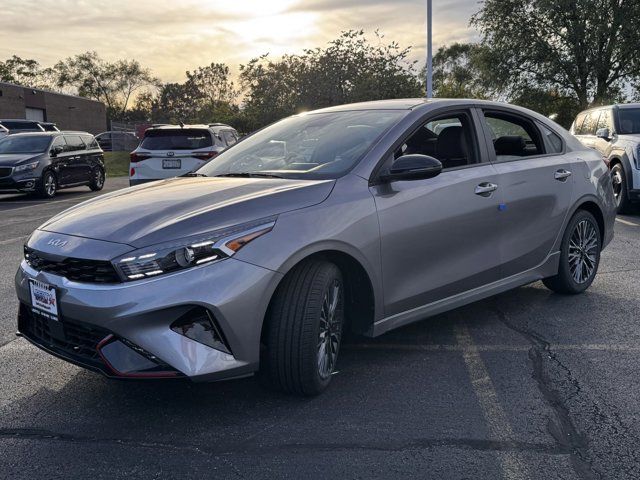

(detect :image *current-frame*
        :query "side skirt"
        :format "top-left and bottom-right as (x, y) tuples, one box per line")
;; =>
(371, 252), (560, 337)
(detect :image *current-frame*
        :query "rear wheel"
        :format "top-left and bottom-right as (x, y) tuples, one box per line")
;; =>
(36, 170), (57, 199)
(262, 259), (344, 396)
(89, 167), (105, 191)
(611, 163), (631, 214)
(543, 210), (601, 294)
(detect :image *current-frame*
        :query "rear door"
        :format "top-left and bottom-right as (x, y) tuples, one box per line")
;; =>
(477, 108), (574, 277)
(62, 135), (88, 183)
(135, 128), (215, 179)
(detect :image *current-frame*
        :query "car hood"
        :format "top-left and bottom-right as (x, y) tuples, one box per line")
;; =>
(0, 153), (41, 166)
(39, 177), (335, 248)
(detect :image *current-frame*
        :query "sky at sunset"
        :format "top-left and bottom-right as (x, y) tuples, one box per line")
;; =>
(0, 0), (481, 82)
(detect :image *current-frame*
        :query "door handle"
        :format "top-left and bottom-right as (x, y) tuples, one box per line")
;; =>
(475, 182), (498, 197)
(554, 169), (572, 181)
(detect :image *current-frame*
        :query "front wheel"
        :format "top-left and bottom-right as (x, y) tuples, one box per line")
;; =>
(262, 260), (344, 396)
(89, 167), (105, 191)
(611, 163), (631, 214)
(36, 170), (57, 199)
(543, 210), (601, 295)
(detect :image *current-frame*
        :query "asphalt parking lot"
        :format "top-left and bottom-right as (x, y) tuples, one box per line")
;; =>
(0, 179), (639, 479)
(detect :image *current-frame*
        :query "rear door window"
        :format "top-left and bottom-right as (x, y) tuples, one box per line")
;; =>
(64, 135), (86, 152)
(82, 135), (99, 149)
(140, 129), (213, 150)
(596, 109), (612, 132)
(482, 111), (544, 160)
(581, 111), (599, 136)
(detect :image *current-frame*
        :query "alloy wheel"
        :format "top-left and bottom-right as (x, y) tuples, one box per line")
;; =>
(95, 169), (105, 188)
(317, 279), (342, 380)
(568, 219), (598, 284)
(45, 174), (56, 197)
(612, 168), (623, 201)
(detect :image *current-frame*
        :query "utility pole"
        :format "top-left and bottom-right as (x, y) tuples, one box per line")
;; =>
(426, 0), (433, 99)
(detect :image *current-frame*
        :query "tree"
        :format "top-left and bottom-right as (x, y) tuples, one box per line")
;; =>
(472, 0), (640, 108)
(0, 55), (55, 89)
(239, 30), (423, 129)
(54, 52), (159, 119)
(431, 43), (496, 99)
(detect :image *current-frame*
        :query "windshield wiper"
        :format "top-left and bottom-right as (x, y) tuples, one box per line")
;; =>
(182, 172), (208, 177)
(214, 172), (284, 179)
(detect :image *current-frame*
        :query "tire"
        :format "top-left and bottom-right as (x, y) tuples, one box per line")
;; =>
(36, 170), (57, 199)
(611, 163), (631, 214)
(262, 259), (344, 396)
(543, 210), (601, 295)
(89, 166), (105, 191)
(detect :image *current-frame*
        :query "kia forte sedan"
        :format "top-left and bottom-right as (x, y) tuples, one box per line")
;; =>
(15, 99), (616, 395)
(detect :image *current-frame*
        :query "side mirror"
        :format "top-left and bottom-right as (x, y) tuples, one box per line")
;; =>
(596, 128), (611, 141)
(50, 145), (64, 157)
(379, 154), (443, 183)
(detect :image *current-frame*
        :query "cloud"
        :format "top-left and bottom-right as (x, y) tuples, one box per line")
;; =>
(0, 0), (481, 82)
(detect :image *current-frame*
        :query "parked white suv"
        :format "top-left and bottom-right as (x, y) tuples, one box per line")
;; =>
(129, 124), (240, 185)
(571, 104), (640, 213)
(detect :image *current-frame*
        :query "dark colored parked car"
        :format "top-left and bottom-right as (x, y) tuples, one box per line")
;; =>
(0, 131), (105, 198)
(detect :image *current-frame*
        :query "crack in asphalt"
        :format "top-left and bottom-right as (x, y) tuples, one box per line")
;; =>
(491, 301), (600, 480)
(0, 427), (568, 457)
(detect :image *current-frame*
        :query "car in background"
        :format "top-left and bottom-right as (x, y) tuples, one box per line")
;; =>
(95, 131), (139, 152)
(0, 120), (60, 134)
(571, 104), (640, 213)
(0, 131), (105, 198)
(129, 123), (239, 185)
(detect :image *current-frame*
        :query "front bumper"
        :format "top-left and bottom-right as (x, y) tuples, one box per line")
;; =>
(15, 257), (282, 381)
(0, 175), (38, 193)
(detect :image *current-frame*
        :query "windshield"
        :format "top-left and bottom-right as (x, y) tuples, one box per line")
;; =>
(0, 135), (51, 154)
(140, 129), (212, 150)
(618, 108), (640, 134)
(197, 110), (406, 179)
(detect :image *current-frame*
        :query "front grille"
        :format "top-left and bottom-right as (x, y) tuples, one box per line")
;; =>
(0, 167), (12, 178)
(18, 304), (110, 368)
(24, 247), (121, 284)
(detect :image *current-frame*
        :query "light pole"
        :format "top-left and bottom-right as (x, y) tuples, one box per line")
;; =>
(426, 0), (433, 99)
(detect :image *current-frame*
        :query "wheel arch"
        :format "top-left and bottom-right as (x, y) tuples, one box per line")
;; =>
(261, 246), (379, 344)
(608, 154), (634, 192)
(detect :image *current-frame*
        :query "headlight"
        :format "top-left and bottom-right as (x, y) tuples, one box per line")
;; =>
(14, 162), (39, 173)
(113, 218), (276, 281)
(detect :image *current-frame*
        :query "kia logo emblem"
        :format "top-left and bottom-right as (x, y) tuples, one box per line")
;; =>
(167, 152), (175, 157)
(47, 238), (68, 248)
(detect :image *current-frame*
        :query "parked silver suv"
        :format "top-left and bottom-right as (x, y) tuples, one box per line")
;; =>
(571, 104), (640, 213)
(15, 99), (615, 395)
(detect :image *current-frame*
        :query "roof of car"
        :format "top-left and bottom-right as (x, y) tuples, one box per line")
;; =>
(5, 131), (93, 137)
(308, 98), (541, 113)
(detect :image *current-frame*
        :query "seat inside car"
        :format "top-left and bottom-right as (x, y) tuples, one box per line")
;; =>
(494, 135), (526, 157)
(435, 126), (469, 169)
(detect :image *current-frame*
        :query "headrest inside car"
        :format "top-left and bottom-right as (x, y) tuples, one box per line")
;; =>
(494, 135), (526, 156)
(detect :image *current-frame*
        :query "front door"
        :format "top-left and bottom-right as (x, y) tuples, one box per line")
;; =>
(371, 109), (503, 317)
(477, 109), (574, 277)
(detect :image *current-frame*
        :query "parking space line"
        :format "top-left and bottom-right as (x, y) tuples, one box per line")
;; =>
(455, 323), (530, 480)
(0, 235), (28, 246)
(616, 217), (640, 227)
(344, 343), (640, 353)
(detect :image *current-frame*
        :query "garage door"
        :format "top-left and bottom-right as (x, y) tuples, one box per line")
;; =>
(25, 108), (45, 122)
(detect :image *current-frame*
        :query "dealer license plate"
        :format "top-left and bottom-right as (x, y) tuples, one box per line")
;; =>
(29, 279), (59, 320)
(163, 159), (181, 169)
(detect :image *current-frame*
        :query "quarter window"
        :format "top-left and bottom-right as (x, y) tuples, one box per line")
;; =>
(539, 125), (563, 154)
(222, 130), (237, 146)
(573, 113), (587, 134)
